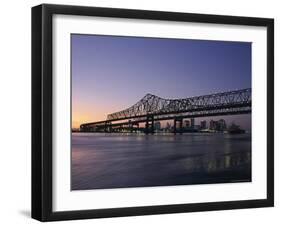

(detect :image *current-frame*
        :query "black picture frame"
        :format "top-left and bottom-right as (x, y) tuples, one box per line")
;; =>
(32, 3), (274, 222)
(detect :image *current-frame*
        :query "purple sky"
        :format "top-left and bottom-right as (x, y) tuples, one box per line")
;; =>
(71, 34), (251, 129)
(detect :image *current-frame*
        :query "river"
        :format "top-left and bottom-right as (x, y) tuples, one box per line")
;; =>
(71, 132), (251, 190)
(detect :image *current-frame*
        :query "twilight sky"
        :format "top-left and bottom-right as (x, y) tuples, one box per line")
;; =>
(71, 34), (251, 129)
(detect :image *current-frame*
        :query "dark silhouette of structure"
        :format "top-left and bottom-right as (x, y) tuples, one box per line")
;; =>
(80, 88), (251, 134)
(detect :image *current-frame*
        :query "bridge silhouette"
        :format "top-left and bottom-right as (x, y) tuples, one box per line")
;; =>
(80, 88), (251, 134)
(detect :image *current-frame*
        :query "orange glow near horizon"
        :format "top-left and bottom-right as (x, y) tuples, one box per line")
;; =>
(72, 109), (108, 129)
(71, 101), (128, 129)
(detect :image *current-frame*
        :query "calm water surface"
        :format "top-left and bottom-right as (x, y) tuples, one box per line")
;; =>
(71, 133), (251, 190)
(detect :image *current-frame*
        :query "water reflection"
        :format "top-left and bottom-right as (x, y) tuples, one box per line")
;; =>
(71, 133), (251, 190)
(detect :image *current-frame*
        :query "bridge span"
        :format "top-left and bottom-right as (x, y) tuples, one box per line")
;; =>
(80, 88), (251, 134)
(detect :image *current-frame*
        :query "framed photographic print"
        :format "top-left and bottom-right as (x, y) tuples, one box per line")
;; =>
(32, 4), (274, 221)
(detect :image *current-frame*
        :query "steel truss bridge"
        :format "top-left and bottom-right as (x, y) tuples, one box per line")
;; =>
(80, 88), (251, 134)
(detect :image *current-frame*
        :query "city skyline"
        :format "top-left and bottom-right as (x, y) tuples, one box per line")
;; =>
(72, 34), (251, 129)
(130, 117), (248, 132)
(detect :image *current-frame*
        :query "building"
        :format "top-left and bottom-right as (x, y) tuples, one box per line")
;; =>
(190, 118), (195, 129)
(200, 120), (207, 129)
(218, 119), (227, 131)
(184, 120), (190, 128)
(154, 121), (161, 131)
(209, 120), (216, 130)
(209, 119), (227, 131)
(165, 122), (172, 132)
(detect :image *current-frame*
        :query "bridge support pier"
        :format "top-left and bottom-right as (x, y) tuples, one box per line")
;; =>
(119, 125), (123, 132)
(108, 122), (112, 133)
(145, 115), (154, 134)
(128, 120), (134, 133)
(132, 122), (139, 133)
(104, 121), (112, 133)
(174, 118), (183, 134)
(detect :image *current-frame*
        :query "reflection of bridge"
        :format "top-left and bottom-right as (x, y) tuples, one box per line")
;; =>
(80, 88), (251, 134)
